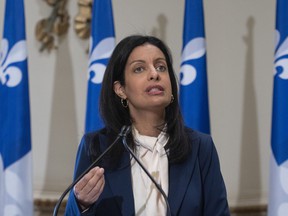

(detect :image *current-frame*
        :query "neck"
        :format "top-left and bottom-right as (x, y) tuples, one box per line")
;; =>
(130, 110), (165, 137)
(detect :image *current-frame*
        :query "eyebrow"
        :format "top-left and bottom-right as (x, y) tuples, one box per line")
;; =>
(128, 57), (166, 66)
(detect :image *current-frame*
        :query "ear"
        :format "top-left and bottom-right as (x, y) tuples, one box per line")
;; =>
(113, 81), (127, 99)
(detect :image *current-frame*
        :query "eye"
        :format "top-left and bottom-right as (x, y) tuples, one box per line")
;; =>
(156, 65), (167, 72)
(134, 66), (144, 73)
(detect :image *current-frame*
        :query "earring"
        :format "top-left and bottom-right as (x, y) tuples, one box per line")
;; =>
(170, 94), (174, 104)
(121, 98), (128, 108)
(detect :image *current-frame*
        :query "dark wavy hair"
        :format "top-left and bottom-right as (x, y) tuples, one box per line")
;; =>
(90, 35), (190, 166)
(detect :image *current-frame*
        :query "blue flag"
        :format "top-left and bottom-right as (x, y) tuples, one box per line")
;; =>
(0, 0), (33, 215)
(85, 0), (115, 132)
(268, 0), (288, 215)
(180, 0), (210, 134)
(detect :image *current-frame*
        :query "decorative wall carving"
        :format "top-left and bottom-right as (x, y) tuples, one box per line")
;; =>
(74, 0), (92, 39)
(35, 0), (69, 52)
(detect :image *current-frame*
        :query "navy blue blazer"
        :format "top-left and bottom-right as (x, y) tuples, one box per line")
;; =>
(65, 128), (230, 216)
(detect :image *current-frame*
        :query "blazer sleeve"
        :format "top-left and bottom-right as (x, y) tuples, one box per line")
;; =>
(198, 135), (230, 216)
(64, 134), (96, 216)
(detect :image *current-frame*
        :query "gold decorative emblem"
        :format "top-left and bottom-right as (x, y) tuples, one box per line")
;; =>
(35, 0), (69, 52)
(74, 0), (92, 39)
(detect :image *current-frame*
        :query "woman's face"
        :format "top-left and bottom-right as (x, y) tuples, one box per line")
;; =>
(114, 43), (172, 115)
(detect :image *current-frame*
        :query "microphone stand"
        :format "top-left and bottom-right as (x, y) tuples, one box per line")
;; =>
(53, 125), (131, 216)
(121, 128), (172, 216)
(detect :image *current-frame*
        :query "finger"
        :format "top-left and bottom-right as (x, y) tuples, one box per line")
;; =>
(85, 168), (105, 196)
(75, 167), (99, 192)
(88, 174), (105, 202)
(77, 168), (105, 204)
(75, 167), (102, 194)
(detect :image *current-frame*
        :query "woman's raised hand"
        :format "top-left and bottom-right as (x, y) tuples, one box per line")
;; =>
(73, 166), (105, 210)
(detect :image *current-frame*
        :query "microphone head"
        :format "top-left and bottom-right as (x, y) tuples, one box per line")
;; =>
(125, 126), (131, 136)
(120, 125), (127, 134)
(119, 125), (131, 137)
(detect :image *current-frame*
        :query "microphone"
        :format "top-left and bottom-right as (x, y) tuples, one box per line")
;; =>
(53, 125), (131, 216)
(121, 127), (172, 216)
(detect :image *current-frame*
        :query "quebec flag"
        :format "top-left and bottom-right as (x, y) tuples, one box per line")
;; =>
(85, 0), (115, 132)
(0, 0), (33, 215)
(268, 0), (288, 215)
(180, 0), (210, 134)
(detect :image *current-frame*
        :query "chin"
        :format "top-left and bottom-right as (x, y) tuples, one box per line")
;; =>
(151, 101), (170, 109)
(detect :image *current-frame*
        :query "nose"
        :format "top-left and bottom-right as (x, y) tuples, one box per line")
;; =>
(148, 68), (159, 81)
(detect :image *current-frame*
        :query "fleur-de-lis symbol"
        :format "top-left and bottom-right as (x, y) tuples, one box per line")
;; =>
(180, 37), (206, 86)
(88, 37), (115, 84)
(0, 39), (27, 87)
(274, 30), (288, 80)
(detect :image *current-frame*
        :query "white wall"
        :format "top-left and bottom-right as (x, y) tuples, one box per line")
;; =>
(0, 0), (275, 207)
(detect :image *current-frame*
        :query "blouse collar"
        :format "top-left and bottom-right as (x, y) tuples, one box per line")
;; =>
(132, 125), (169, 156)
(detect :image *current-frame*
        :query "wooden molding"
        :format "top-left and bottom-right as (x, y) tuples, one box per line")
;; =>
(34, 198), (67, 213)
(230, 204), (267, 213)
(34, 198), (267, 214)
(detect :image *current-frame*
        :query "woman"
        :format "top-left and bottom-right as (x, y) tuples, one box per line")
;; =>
(65, 35), (230, 216)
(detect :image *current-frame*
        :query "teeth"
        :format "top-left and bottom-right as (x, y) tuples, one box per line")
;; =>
(149, 88), (161, 92)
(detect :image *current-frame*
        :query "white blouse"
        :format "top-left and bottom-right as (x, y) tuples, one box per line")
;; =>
(131, 126), (169, 216)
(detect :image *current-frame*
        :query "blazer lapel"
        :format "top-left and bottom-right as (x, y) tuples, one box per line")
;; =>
(168, 136), (200, 216)
(105, 150), (135, 216)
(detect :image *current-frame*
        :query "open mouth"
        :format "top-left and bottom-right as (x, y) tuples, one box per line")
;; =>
(146, 85), (164, 94)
